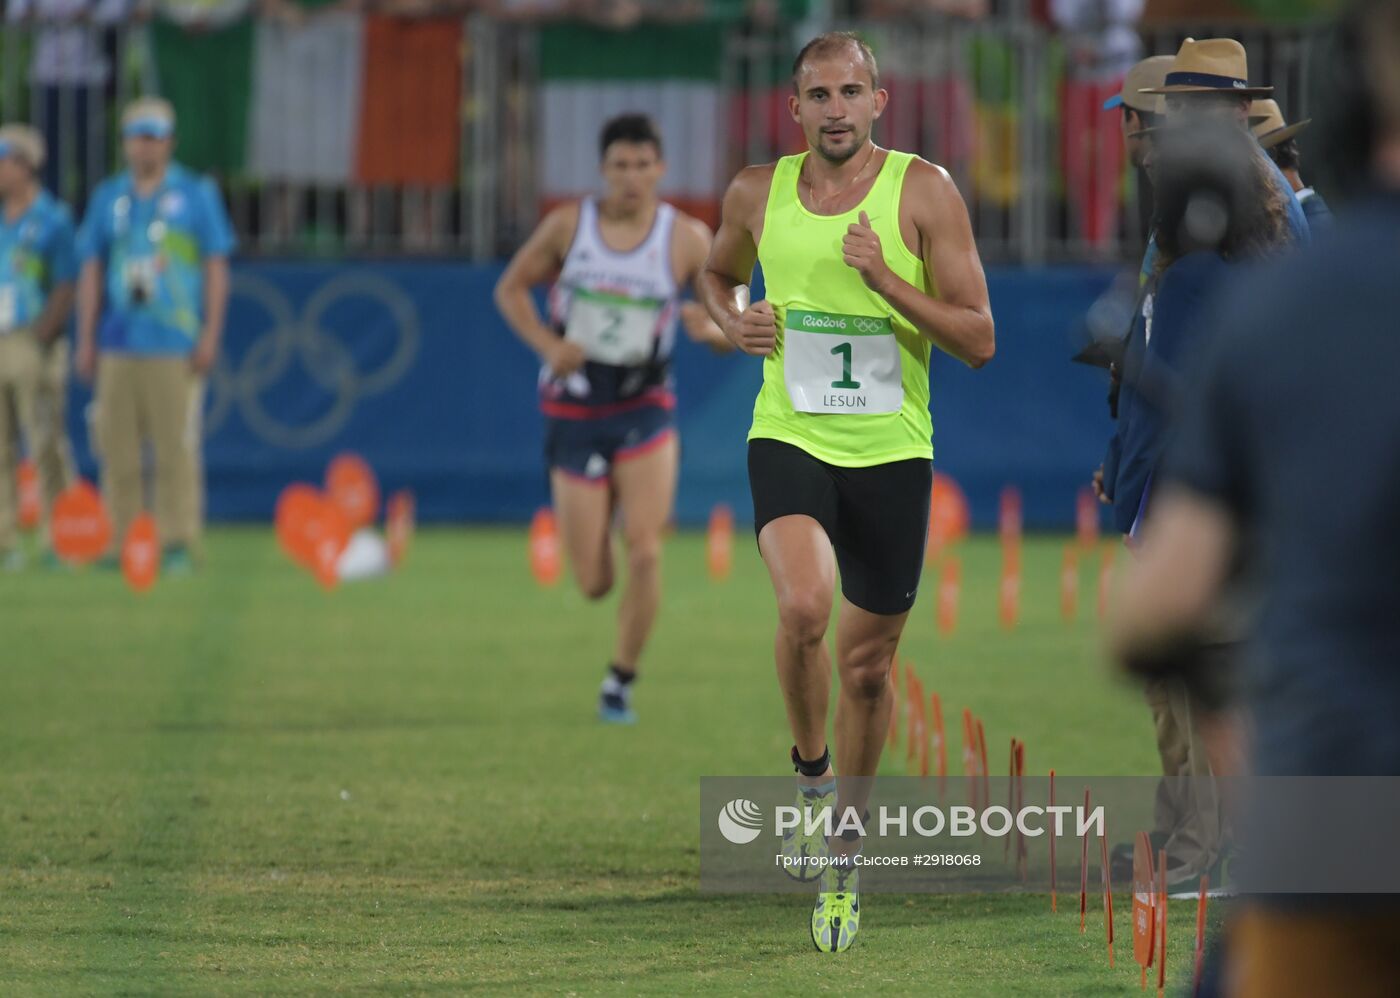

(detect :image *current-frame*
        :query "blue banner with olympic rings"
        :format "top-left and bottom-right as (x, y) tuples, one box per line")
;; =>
(64, 261), (1118, 528)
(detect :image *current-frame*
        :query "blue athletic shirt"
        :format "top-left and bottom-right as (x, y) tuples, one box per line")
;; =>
(0, 189), (77, 333)
(77, 162), (236, 355)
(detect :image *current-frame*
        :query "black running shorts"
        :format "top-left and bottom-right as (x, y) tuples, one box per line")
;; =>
(748, 437), (933, 616)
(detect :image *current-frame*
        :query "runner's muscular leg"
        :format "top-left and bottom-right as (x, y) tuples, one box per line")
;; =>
(610, 431), (678, 672)
(550, 469), (614, 600)
(759, 514), (836, 771)
(832, 597), (907, 843)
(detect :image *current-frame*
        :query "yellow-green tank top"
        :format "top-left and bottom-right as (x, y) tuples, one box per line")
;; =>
(750, 149), (933, 467)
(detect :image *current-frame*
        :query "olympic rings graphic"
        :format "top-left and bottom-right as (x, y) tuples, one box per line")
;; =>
(204, 271), (421, 450)
(852, 318), (885, 334)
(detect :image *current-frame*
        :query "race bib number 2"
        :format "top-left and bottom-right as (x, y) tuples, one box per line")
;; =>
(564, 288), (663, 367)
(783, 309), (903, 414)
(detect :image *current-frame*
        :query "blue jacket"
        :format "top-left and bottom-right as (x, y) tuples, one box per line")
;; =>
(1109, 251), (1230, 535)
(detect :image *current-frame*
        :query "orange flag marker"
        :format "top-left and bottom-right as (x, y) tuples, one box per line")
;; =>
(1157, 848), (1168, 997)
(1081, 788), (1091, 934)
(528, 507), (562, 586)
(1061, 544), (1079, 622)
(930, 692), (947, 796)
(51, 480), (111, 565)
(1102, 825), (1116, 967)
(17, 458), (40, 530)
(1049, 769), (1057, 912)
(1076, 484), (1100, 549)
(386, 489), (416, 567)
(1098, 542), (1118, 620)
(888, 654), (901, 749)
(976, 717), (990, 821)
(1133, 832), (1157, 988)
(961, 708), (977, 810)
(120, 513), (160, 593)
(937, 555), (960, 635)
(1193, 876), (1210, 997)
(706, 504), (734, 580)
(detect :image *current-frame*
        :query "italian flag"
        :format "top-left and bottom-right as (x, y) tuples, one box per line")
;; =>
(537, 23), (727, 227)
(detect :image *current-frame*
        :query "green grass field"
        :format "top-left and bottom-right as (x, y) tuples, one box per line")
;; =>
(1, 528), (1221, 994)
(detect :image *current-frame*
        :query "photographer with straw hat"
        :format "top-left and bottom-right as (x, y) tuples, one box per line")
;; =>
(0, 123), (78, 571)
(1140, 37), (1311, 246)
(1251, 98), (1333, 230)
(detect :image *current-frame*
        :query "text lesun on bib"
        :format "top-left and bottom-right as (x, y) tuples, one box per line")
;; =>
(783, 309), (903, 415)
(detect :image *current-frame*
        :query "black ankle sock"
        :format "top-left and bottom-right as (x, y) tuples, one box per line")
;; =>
(609, 664), (637, 686)
(791, 744), (830, 778)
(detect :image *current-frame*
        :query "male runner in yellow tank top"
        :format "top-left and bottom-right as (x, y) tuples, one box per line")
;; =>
(698, 31), (994, 953)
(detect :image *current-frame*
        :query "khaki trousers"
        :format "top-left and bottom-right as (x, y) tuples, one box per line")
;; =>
(95, 354), (203, 555)
(34, 337), (77, 508)
(1146, 676), (1225, 876)
(0, 330), (43, 553)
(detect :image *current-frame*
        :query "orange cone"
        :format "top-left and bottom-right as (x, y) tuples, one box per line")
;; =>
(937, 555), (960, 635)
(1061, 544), (1079, 622)
(706, 504), (733, 581)
(51, 480), (111, 565)
(17, 458), (41, 530)
(120, 513), (160, 593)
(529, 508), (562, 586)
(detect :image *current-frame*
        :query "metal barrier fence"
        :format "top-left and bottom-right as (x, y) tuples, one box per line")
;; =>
(0, 14), (1318, 263)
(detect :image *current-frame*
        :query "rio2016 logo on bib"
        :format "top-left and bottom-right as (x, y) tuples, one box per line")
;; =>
(783, 308), (903, 415)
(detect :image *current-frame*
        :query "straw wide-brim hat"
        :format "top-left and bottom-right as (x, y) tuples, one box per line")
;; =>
(1140, 38), (1273, 99)
(1103, 55), (1175, 113)
(1250, 98), (1312, 148)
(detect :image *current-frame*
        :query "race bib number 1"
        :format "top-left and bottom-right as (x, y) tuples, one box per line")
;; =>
(783, 308), (903, 414)
(564, 288), (663, 367)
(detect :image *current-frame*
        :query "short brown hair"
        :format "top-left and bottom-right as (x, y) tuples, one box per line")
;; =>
(792, 32), (880, 94)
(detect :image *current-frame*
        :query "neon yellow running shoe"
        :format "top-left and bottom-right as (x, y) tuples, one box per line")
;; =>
(811, 858), (860, 953)
(780, 785), (834, 882)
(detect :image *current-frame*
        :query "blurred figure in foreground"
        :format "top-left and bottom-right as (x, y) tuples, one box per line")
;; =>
(1113, 2), (1400, 992)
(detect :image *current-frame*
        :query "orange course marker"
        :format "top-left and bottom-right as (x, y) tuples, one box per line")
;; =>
(1193, 876), (1209, 997)
(325, 452), (380, 531)
(1014, 740), (1028, 880)
(120, 513), (160, 593)
(926, 472), (970, 564)
(1157, 848), (1168, 997)
(307, 497), (351, 590)
(936, 554), (960, 635)
(17, 458), (40, 530)
(386, 489), (416, 567)
(1005, 738), (1017, 861)
(1133, 832), (1157, 989)
(961, 708), (977, 810)
(1049, 769), (1057, 912)
(1102, 826), (1116, 967)
(976, 718), (990, 823)
(1080, 788), (1090, 934)
(1098, 541), (1118, 620)
(998, 553), (1021, 630)
(1076, 484), (1100, 549)
(528, 507), (562, 586)
(51, 480), (111, 565)
(706, 504), (734, 580)
(930, 692), (947, 796)
(1060, 544), (1079, 622)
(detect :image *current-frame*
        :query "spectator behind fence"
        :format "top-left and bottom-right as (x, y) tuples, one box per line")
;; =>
(150, 0), (256, 179)
(3, 0), (132, 213)
(1113, 4), (1400, 991)
(1251, 98), (1333, 231)
(0, 124), (77, 571)
(75, 98), (234, 572)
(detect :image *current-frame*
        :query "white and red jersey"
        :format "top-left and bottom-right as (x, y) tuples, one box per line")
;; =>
(542, 196), (681, 417)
